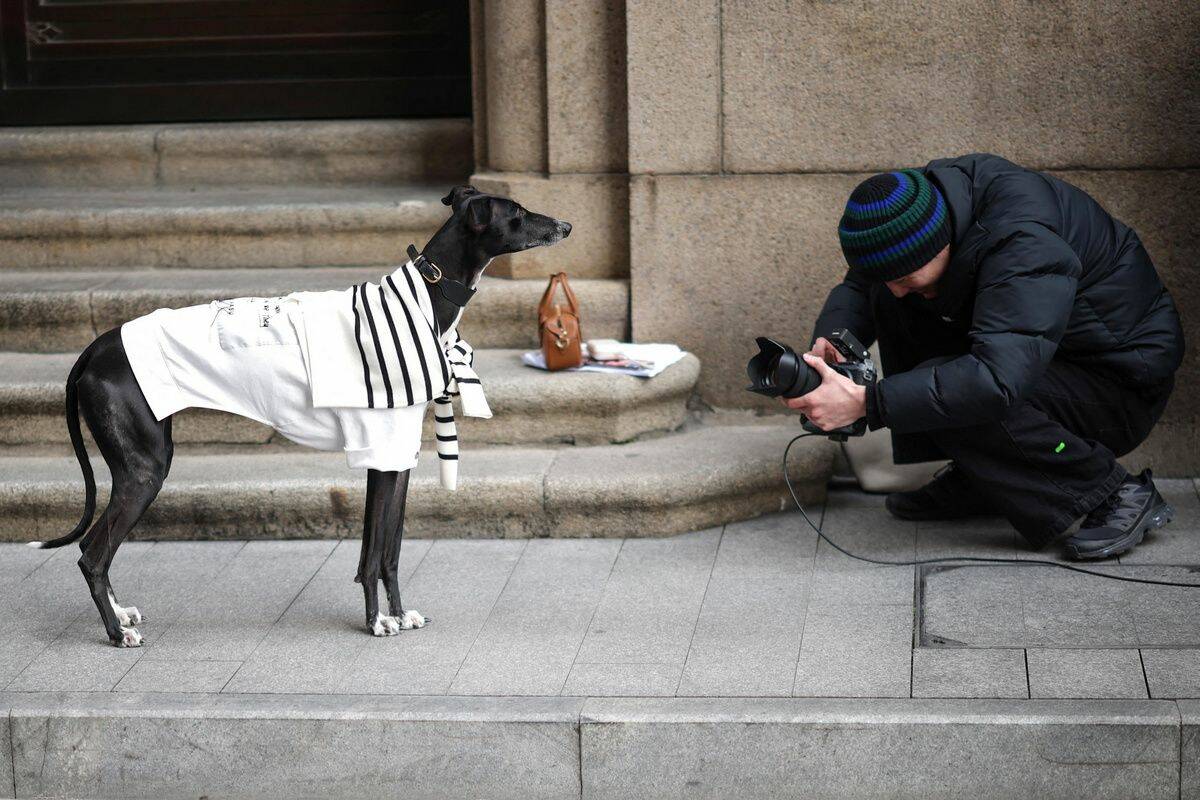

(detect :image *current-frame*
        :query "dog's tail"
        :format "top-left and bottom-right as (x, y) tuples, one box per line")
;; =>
(28, 345), (97, 549)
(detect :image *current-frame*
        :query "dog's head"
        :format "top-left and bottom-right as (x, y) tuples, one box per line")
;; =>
(441, 185), (572, 258)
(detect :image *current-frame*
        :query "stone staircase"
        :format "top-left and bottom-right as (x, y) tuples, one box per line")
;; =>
(0, 119), (833, 541)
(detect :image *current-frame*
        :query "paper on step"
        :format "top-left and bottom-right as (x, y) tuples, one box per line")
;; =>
(521, 343), (687, 378)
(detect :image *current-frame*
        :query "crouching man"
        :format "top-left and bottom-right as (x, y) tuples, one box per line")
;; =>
(791, 154), (1184, 559)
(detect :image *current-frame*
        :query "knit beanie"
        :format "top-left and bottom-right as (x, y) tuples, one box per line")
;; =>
(838, 169), (950, 282)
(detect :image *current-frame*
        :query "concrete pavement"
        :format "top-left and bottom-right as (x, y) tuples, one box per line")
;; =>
(4, 480), (1200, 798)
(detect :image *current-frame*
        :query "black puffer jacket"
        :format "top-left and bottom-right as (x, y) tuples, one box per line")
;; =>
(812, 153), (1184, 434)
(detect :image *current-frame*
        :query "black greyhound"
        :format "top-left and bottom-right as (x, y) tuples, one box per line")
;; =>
(32, 186), (571, 647)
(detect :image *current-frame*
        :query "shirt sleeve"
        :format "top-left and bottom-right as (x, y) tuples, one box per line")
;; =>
(810, 269), (877, 350)
(875, 223), (1081, 433)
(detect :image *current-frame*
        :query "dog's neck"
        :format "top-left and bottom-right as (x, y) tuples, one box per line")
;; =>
(418, 235), (492, 336)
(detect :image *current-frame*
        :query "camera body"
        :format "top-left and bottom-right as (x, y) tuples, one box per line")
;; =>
(745, 328), (876, 442)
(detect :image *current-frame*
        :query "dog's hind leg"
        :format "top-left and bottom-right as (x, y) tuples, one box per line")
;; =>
(379, 468), (424, 630)
(75, 330), (174, 647)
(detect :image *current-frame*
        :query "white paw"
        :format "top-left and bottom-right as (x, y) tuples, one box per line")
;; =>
(116, 627), (143, 648)
(370, 613), (401, 637)
(108, 591), (143, 627)
(399, 609), (426, 630)
(116, 605), (142, 627)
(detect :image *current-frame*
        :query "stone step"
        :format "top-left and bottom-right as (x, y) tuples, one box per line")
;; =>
(0, 349), (697, 446)
(0, 184), (451, 270)
(0, 423), (834, 541)
(0, 694), (1181, 800)
(0, 118), (473, 188)
(0, 267), (629, 352)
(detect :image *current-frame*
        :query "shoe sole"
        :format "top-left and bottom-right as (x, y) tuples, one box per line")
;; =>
(1065, 501), (1175, 561)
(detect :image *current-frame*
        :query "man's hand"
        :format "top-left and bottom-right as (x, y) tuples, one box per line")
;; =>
(808, 336), (846, 366)
(781, 353), (867, 431)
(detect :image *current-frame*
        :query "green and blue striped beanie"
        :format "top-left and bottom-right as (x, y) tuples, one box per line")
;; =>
(838, 169), (950, 282)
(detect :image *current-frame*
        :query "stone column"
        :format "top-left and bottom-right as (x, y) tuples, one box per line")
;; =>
(470, 0), (630, 280)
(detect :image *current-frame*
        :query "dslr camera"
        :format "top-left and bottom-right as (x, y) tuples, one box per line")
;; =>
(745, 328), (875, 441)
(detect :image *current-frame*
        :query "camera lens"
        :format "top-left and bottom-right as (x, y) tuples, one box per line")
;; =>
(746, 337), (822, 399)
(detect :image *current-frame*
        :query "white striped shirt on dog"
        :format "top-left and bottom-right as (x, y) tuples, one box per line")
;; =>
(292, 261), (492, 490)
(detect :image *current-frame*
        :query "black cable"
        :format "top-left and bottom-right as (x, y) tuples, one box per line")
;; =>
(783, 432), (1200, 588)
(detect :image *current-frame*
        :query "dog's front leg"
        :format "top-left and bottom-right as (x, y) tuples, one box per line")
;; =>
(379, 468), (425, 630)
(358, 469), (424, 635)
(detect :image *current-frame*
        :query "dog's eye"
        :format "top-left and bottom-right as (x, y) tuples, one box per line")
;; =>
(509, 218), (522, 230)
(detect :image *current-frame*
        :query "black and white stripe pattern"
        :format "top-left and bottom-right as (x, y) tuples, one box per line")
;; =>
(349, 261), (490, 490)
(350, 262), (450, 409)
(430, 337), (488, 490)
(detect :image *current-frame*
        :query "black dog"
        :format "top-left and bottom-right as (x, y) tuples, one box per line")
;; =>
(31, 186), (571, 647)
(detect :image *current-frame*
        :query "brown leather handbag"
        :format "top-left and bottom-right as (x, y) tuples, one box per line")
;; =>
(538, 272), (584, 370)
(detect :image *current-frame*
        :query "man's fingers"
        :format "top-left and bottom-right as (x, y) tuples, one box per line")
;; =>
(803, 353), (833, 377)
(812, 337), (846, 364)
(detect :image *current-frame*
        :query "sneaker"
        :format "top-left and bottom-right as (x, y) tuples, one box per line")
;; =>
(1064, 469), (1174, 560)
(885, 463), (996, 521)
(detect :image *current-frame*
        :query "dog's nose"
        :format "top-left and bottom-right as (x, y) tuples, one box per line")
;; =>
(560, 221), (572, 238)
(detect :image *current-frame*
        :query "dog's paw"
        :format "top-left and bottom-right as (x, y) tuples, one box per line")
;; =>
(115, 605), (143, 627)
(370, 614), (401, 637)
(115, 627), (143, 648)
(399, 609), (426, 630)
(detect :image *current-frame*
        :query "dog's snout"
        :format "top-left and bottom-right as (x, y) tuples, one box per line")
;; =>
(560, 221), (572, 238)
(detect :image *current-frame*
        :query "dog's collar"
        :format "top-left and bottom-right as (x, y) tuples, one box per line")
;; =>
(408, 244), (477, 308)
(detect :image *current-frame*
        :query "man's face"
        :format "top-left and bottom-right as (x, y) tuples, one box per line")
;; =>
(885, 245), (951, 299)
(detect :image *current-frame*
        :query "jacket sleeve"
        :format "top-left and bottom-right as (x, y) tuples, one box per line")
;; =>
(875, 224), (1080, 433)
(810, 269), (877, 349)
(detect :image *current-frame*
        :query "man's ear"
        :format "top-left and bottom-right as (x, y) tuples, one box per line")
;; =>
(441, 185), (479, 208)
(465, 196), (493, 233)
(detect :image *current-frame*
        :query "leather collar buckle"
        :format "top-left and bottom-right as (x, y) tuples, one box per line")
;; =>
(407, 244), (477, 308)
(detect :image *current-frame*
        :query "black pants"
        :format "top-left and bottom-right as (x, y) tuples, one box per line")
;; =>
(872, 289), (1174, 548)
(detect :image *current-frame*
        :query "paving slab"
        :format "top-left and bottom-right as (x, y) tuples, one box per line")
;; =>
(1141, 649), (1200, 699)
(221, 539), (432, 694)
(1026, 648), (1149, 699)
(0, 543), (153, 688)
(571, 531), (720, 663)
(449, 538), (623, 695)
(919, 564), (1200, 648)
(114, 658), (243, 693)
(793, 601), (913, 698)
(677, 514), (815, 697)
(814, 504), (917, 568)
(140, 540), (337, 662)
(911, 648), (1029, 699)
(339, 539), (527, 695)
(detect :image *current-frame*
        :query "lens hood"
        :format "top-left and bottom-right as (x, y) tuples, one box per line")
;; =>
(746, 336), (821, 399)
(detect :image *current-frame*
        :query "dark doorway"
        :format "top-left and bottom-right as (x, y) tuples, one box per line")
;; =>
(0, 1), (471, 125)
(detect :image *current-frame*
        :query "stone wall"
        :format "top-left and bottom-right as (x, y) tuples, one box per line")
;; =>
(623, 0), (1200, 474)
(470, 0), (1200, 472)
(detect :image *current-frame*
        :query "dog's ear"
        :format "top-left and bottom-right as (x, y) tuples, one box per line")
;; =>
(441, 185), (480, 208)
(465, 196), (494, 233)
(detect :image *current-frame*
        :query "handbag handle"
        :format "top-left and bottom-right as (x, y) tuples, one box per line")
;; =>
(538, 272), (579, 322)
